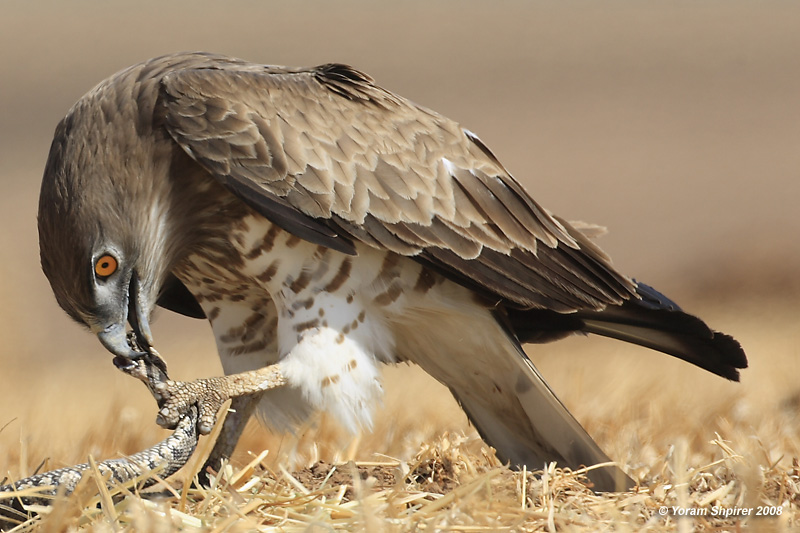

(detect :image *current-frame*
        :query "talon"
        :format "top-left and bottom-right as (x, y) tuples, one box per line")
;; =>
(196, 404), (211, 435)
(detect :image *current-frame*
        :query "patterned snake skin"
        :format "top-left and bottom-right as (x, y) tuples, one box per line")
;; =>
(0, 340), (200, 528)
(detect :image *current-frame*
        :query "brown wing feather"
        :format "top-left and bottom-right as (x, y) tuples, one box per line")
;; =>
(157, 56), (636, 310)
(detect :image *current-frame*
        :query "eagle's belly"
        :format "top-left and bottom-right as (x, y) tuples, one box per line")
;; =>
(174, 215), (450, 431)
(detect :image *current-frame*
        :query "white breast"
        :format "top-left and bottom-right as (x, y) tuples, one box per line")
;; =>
(178, 214), (434, 432)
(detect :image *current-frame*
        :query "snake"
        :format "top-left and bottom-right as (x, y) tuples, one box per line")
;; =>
(0, 340), (201, 529)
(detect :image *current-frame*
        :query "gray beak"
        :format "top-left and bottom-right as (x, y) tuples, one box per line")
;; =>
(98, 321), (141, 359)
(96, 271), (154, 360)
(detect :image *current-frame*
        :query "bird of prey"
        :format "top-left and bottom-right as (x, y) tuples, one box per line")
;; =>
(37, 52), (746, 492)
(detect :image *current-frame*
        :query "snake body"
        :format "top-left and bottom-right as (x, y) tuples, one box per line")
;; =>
(0, 345), (201, 529)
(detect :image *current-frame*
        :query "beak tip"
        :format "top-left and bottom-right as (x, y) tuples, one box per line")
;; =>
(98, 322), (147, 360)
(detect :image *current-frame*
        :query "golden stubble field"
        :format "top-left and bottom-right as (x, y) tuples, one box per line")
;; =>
(1, 1), (800, 530)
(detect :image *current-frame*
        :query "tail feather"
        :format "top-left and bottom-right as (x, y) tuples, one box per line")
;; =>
(508, 281), (747, 381)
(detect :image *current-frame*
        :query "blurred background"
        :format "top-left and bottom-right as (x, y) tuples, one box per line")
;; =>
(1, 0), (799, 475)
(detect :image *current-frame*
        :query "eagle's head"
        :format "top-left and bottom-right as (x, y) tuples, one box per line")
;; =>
(37, 77), (205, 363)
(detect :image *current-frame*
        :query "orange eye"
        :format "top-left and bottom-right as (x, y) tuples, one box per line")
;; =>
(95, 255), (118, 278)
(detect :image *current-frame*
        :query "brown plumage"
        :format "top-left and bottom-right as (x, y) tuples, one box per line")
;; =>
(37, 52), (747, 492)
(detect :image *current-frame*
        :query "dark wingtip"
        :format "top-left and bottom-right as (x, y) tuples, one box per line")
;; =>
(709, 331), (748, 381)
(507, 280), (748, 382)
(630, 279), (748, 381)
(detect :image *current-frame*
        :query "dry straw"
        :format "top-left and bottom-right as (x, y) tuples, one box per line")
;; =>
(2, 300), (799, 530)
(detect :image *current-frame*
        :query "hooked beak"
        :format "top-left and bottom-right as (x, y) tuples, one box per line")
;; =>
(96, 271), (154, 361)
